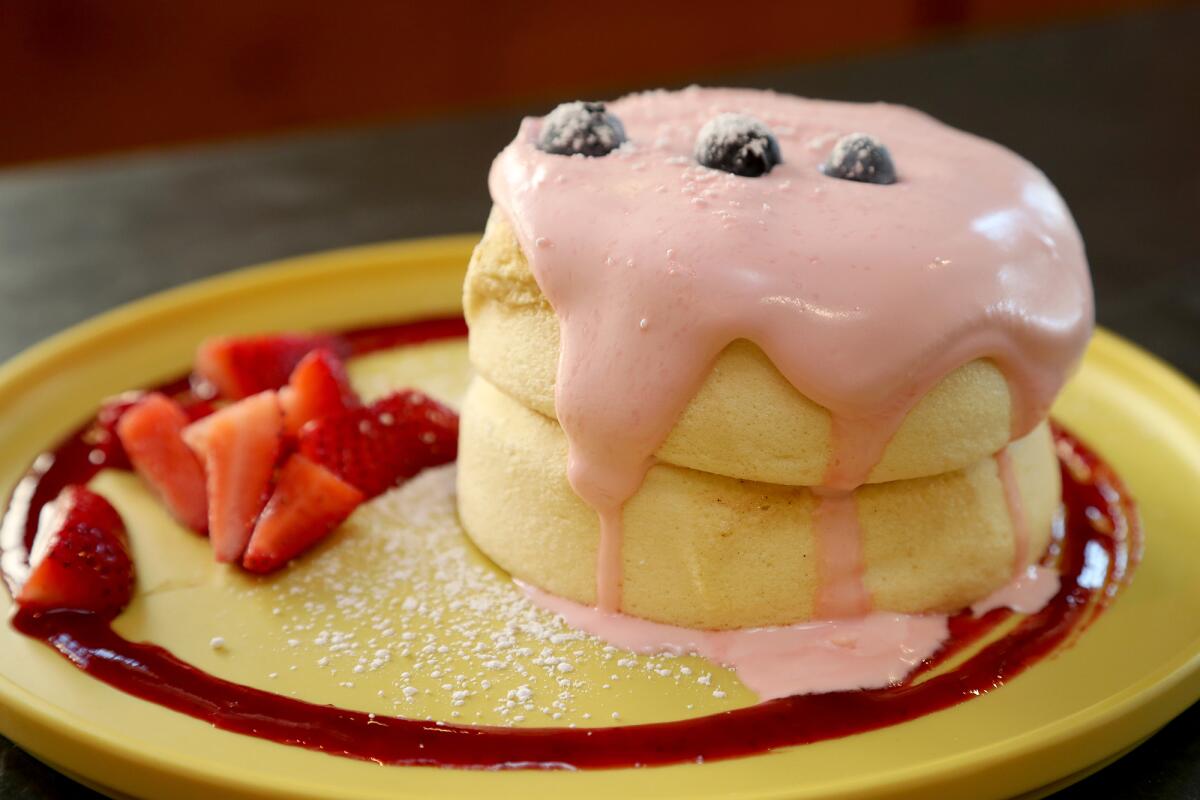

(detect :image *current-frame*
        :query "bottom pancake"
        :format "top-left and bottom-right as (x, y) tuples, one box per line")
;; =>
(457, 377), (1059, 630)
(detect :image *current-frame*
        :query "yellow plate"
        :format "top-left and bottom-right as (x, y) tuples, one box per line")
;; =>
(1, 237), (1198, 800)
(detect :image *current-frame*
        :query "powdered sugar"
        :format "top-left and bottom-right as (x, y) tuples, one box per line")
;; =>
(695, 113), (772, 156)
(223, 465), (743, 726)
(538, 101), (627, 158)
(822, 132), (896, 184)
(693, 112), (781, 176)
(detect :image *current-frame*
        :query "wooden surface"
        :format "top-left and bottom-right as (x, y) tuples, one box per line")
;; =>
(0, 6), (1197, 797)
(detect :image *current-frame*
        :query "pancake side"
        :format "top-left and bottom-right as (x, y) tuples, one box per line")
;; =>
(466, 208), (1014, 487)
(456, 376), (1057, 629)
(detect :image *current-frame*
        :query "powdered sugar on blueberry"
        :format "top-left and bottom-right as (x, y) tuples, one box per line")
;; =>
(821, 132), (897, 184)
(693, 113), (781, 177)
(537, 101), (626, 157)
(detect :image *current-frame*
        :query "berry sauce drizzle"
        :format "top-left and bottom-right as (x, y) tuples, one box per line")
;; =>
(1, 317), (1138, 770)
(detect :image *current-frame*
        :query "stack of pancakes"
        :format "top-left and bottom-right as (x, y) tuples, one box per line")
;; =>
(457, 210), (1059, 630)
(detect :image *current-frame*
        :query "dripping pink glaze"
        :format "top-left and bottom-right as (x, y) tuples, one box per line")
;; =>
(594, 507), (624, 611)
(996, 449), (1032, 575)
(488, 87), (1094, 613)
(972, 566), (1060, 615)
(811, 489), (871, 618)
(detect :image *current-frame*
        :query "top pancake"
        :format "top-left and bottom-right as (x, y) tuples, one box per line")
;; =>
(474, 88), (1092, 488)
(466, 208), (1016, 485)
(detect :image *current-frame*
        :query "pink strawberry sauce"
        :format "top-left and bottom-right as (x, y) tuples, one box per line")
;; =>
(1, 315), (1138, 770)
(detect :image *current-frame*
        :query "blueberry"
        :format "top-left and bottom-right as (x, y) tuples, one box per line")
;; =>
(537, 101), (626, 157)
(821, 133), (897, 184)
(693, 113), (781, 177)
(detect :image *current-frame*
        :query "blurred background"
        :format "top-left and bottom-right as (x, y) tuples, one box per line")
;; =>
(1, 0), (1195, 378)
(0, 1), (1199, 798)
(0, 0), (1182, 166)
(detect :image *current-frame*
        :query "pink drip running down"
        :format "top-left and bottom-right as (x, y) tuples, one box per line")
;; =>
(995, 449), (1032, 575)
(811, 489), (871, 618)
(593, 505), (626, 612)
(966, 448), (1062, 615)
(488, 87), (1094, 614)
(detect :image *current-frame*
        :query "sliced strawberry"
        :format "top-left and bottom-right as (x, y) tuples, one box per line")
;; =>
(242, 455), (364, 574)
(195, 333), (349, 400)
(116, 393), (209, 534)
(93, 392), (216, 472)
(92, 391), (146, 469)
(184, 391), (282, 563)
(181, 397), (219, 422)
(298, 390), (458, 499)
(279, 348), (360, 436)
(16, 486), (134, 617)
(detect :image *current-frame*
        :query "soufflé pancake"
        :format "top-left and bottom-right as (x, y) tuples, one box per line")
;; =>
(458, 87), (1093, 632)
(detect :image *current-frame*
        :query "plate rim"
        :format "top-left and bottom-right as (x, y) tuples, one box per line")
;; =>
(0, 237), (1198, 800)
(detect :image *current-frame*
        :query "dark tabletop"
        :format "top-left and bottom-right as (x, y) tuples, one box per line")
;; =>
(1, 6), (1198, 798)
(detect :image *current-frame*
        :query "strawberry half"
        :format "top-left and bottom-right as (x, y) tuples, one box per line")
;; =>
(279, 348), (360, 436)
(242, 455), (364, 574)
(93, 391), (147, 469)
(298, 390), (458, 499)
(95, 392), (214, 471)
(116, 393), (209, 534)
(181, 397), (219, 423)
(195, 333), (349, 400)
(184, 391), (283, 563)
(16, 486), (134, 617)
